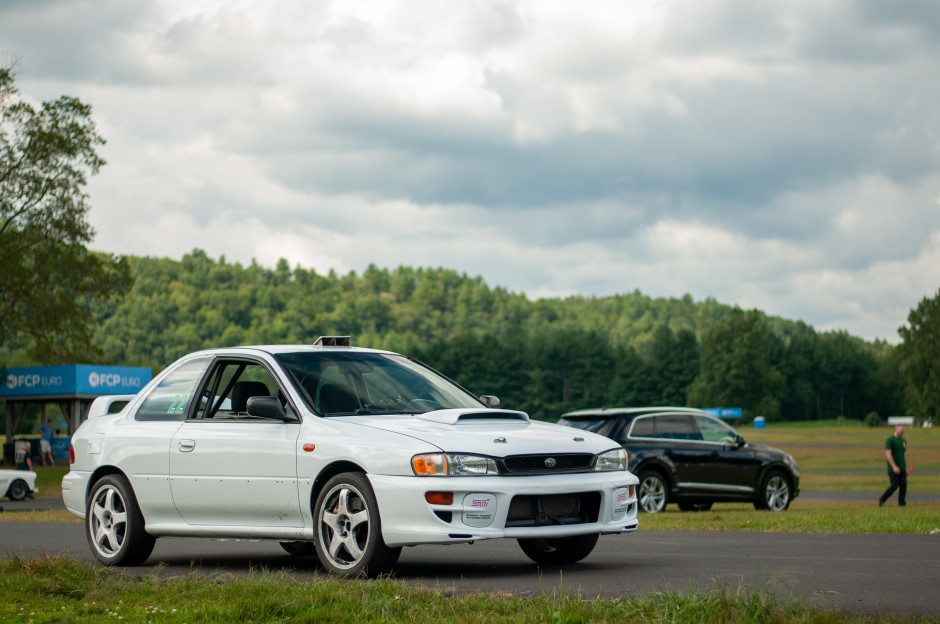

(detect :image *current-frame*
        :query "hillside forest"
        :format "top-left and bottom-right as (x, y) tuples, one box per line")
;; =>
(4, 249), (907, 425)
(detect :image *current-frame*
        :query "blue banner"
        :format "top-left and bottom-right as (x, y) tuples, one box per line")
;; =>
(1, 365), (151, 397)
(702, 407), (744, 419)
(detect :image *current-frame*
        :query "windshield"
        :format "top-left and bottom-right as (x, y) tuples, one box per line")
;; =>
(274, 351), (483, 416)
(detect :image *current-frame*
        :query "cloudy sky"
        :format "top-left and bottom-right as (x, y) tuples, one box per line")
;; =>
(3, 0), (938, 342)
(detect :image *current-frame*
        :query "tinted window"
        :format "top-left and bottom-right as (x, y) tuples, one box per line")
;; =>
(107, 400), (129, 415)
(557, 418), (615, 435)
(629, 416), (655, 438)
(652, 414), (701, 441)
(136, 358), (209, 421)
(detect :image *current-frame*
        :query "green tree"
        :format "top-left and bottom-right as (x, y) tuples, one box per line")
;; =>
(898, 288), (940, 422)
(688, 308), (785, 420)
(0, 64), (130, 361)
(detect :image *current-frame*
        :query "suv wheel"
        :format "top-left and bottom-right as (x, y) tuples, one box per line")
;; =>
(754, 471), (792, 511)
(638, 470), (669, 513)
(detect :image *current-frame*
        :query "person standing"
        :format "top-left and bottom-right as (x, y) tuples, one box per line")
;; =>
(39, 418), (55, 466)
(878, 423), (908, 507)
(14, 439), (32, 471)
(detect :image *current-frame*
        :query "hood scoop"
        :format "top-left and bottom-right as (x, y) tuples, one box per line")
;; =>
(415, 409), (530, 426)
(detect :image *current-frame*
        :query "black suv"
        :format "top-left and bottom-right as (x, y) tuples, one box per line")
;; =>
(558, 407), (799, 513)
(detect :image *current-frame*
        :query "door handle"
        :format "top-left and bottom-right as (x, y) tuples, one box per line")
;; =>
(178, 440), (196, 452)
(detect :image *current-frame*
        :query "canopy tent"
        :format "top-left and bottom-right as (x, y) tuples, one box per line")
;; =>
(1, 364), (151, 440)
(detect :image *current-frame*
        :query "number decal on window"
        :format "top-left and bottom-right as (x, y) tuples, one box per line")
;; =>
(167, 394), (188, 414)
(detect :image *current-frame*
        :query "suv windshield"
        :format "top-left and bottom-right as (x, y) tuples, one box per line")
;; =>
(274, 351), (482, 416)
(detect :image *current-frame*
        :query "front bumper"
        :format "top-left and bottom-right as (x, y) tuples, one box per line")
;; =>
(369, 471), (640, 548)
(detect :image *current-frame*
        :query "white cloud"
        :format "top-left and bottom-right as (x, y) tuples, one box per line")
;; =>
(3, 0), (939, 343)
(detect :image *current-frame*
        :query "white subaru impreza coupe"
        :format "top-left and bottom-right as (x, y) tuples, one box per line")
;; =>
(63, 338), (639, 575)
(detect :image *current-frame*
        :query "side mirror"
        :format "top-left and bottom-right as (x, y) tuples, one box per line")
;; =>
(480, 395), (501, 408)
(247, 396), (292, 421)
(735, 434), (746, 448)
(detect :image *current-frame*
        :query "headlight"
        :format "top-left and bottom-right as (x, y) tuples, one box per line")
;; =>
(594, 448), (628, 472)
(412, 453), (499, 476)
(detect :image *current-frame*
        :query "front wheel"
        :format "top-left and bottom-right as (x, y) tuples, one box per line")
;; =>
(518, 534), (599, 565)
(314, 472), (401, 577)
(754, 471), (792, 511)
(7, 479), (30, 501)
(638, 471), (669, 513)
(86, 474), (155, 565)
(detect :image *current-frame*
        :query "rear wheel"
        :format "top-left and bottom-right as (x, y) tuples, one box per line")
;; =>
(86, 474), (155, 565)
(518, 534), (599, 565)
(314, 472), (401, 577)
(678, 501), (713, 512)
(638, 470), (668, 513)
(7, 479), (29, 501)
(754, 471), (792, 511)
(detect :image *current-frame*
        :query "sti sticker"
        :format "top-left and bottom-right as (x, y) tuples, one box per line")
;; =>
(612, 487), (631, 519)
(462, 493), (497, 528)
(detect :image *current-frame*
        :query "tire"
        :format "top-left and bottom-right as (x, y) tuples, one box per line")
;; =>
(7, 479), (29, 501)
(86, 474), (155, 566)
(754, 471), (792, 511)
(638, 470), (669, 513)
(518, 534), (599, 565)
(678, 501), (713, 512)
(280, 541), (317, 556)
(314, 472), (401, 577)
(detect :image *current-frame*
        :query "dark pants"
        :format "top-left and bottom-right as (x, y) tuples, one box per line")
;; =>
(879, 470), (907, 505)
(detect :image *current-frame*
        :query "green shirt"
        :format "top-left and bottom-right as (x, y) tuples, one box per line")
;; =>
(885, 435), (906, 471)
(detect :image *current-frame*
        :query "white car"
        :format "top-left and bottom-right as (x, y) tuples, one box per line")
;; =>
(63, 338), (639, 575)
(1, 469), (38, 501)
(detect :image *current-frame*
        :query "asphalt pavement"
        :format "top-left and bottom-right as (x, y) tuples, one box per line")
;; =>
(2, 517), (939, 617)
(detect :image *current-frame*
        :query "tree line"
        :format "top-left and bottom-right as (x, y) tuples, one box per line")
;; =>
(49, 250), (902, 423)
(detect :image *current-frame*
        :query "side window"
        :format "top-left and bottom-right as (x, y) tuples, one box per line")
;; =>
(135, 358), (209, 421)
(196, 360), (284, 419)
(693, 414), (738, 443)
(628, 416), (655, 438)
(652, 414), (702, 441)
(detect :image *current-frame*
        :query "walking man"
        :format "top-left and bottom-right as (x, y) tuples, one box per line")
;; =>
(879, 423), (908, 507)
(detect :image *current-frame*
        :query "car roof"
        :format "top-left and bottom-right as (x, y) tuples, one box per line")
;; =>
(561, 406), (710, 419)
(186, 344), (397, 357)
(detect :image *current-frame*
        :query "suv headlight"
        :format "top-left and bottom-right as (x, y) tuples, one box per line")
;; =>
(594, 448), (628, 472)
(412, 453), (499, 476)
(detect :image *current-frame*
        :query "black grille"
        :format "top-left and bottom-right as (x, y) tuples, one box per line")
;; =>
(502, 453), (594, 474)
(506, 492), (600, 527)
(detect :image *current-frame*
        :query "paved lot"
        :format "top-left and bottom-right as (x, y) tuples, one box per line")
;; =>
(1, 521), (938, 617)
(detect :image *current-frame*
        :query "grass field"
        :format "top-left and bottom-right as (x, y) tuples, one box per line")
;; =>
(746, 423), (940, 492)
(1, 555), (933, 624)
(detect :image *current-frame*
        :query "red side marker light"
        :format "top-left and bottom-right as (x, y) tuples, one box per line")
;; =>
(303, 443), (316, 453)
(425, 491), (454, 505)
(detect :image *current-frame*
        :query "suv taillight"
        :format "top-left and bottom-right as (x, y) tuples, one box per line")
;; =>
(69, 444), (75, 464)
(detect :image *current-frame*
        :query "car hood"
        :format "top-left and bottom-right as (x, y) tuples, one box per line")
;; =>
(338, 408), (619, 456)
